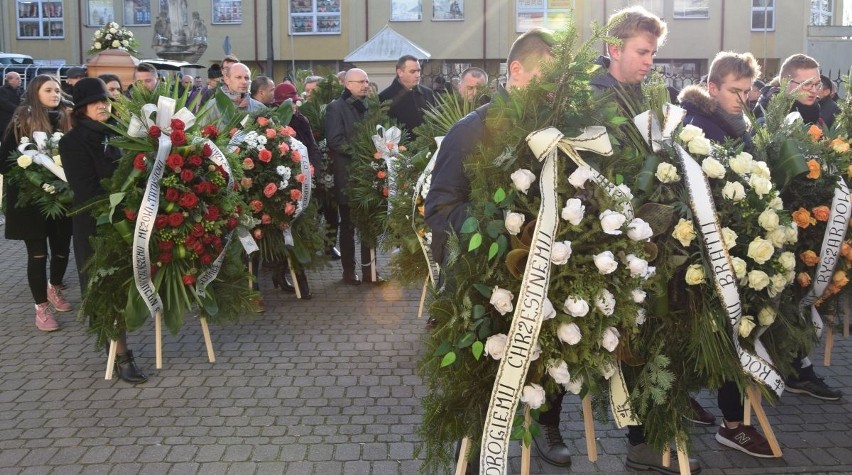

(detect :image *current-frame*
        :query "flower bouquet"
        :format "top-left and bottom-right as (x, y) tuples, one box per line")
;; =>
(4, 131), (72, 219)
(77, 83), (257, 347)
(88, 22), (139, 56)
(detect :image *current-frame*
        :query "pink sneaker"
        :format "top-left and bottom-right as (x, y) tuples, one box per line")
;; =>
(47, 283), (72, 312)
(35, 302), (59, 332)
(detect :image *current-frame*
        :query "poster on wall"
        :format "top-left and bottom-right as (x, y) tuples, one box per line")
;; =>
(88, 0), (115, 26)
(125, 0), (152, 25)
(390, 0), (422, 21)
(212, 0), (242, 24)
(433, 0), (463, 20)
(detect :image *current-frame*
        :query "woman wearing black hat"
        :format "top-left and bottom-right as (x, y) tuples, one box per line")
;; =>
(59, 77), (147, 383)
(0, 74), (74, 332)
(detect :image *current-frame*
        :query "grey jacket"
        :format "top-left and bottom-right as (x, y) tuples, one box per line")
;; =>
(324, 90), (368, 204)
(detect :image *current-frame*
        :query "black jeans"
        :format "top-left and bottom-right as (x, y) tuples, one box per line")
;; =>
(24, 229), (71, 304)
(337, 203), (373, 277)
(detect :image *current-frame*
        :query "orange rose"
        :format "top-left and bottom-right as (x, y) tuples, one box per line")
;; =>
(833, 270), (849, 287)
(800, 250), (819, 267)
(831, 137), (850, 153)
(806, 159), (821, 179)
(812, 205), (830, 222)
(399, 145), (407, 152)
(808, 124), (823, 141)
(792, 207), (816, 228)
(797, 272), (812, 287)
(256, 116), (269, 127)
(843, 241), (852, 259)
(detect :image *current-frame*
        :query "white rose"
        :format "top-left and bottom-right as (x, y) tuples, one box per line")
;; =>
(685, 263), (705, 285)
(568, 166), (593, 189)
(784, 225), (798, 244)
(561, 198), (585, 225)
(758, 307), (777, 326)
(627, 218), (653, 241)
(489, 286), (514, 315)
(768, 195), (784, 210)
(530, 342), (542, 361)
(563, 296), (590, 317)
(94, 30), (102, 38)
(121, 40), (129, 47)
(593, 251), (618, 274)
(739, 316), (756, 338)
(557, 323), (582, 345)
(644, 266), (656, 280)
(42, 183), (56, 194)
(747, 237), (775, 265)
(105, 34), (112, 40)
(749, 175), (772, 197)
(747, 270), (771, 291)
(721, 227), (738, 250)
(655, 162), (681, 183)
(701, 157), (726, 179)
(112, 40), (120, 48)
(671, 218), (696, 247)
(626, 254), (649, 278)
(752, 161), (772, 179)
(722, 181), (746, 201)
(504, 212), (525, 235)
(16, 155), (33, 168)
(52, 155), (62, 167)
(601, 362), (617, 380)
(565, 376), (583, 394)
(678, 124), (704, 142)
(19, 137), (29, 144)
(94, 41), (102, 50)
(548, 360), (572, 385)
(109, 27), (117, 34)
(768, 274), (788, 297)
(541, 298), (557, 320)
(758, 208), (780, 232)
(632, 288), (646, 303)
(594, 289), (616, 316)
(786, 269), (795, 284)
(731, 257), (748, 281)
(510, 168), (536, 194)
(599, 209), (627, 235)
(766, 228), (787, 248)
(687, 135), (713, 156)
(635, 308), (647, 325)
(729, 151), (754, 175)
(550, 240), (572, 265)
(484, 333), (508, 359)
(616, 183), (634, 201)
(127, 31), (134, 37)
(521, 383), (547, 409)
(778, 251), (796, 271)
(601, 327), (620, 352)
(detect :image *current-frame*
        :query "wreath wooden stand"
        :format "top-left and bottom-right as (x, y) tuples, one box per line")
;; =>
(743, 384), (783, 457)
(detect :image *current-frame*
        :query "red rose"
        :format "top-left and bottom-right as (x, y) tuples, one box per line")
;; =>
(187, 154), (203, 167)
(180, 169), (195, 183)
(296, 173), (306, 183)
(213, 236), (223, 249)
(261, 214), (272, 224)
(266, 128), (277, 139)
(124, 208), (137, 221)
(291, 149), (302, 163)
(204, 206), (221, 221)
(263, 183), (278, 198)
(226, 217), (239, 230)
(202, 143), (213, 157)
(250, 200), (263, 213)
(252, 228), (263, 239)
(159, 252), (173, 264)
(158, 240), (174, 250)
(284, 202), (296, 216)
(133, 153), (146, 171)
(256, 116), (269, 127)
(191, 222), (204, 237)
(179, 192), (198, 209)
(192, 241), (205, 254)
(229, 127), (238, 137)
(382, 187), (389, 197)
(155, 215), (168, 229)
(170, 118), (185, 131)
(185, 235), (196, 246)
(170, 130), (187, 146)
(377, 170), (387, 179)
(167, 212), (185, 227)
(200, 254), (214, 265)
(149, 125), (161, 138)
(202, 125), (219, 139)
(281, 126), (296, 137)
(166, 153), (184, 170)
(258, 148), (272, 163)
(182, 274), (196, 286)
(202, 234), (213, 244)
(165, 188), (180, 202)
(290, 189), (302, 201)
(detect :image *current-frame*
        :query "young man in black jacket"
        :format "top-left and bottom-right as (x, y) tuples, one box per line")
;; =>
(378, 55), (435, 141)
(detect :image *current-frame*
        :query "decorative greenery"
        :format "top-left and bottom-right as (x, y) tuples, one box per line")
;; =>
(88, 22), (140, 56)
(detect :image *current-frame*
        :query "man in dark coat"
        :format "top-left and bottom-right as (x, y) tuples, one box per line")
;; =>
(378, 55), (435, 140)
(324, 68), (374, 285)
(0, 72), (22, 136)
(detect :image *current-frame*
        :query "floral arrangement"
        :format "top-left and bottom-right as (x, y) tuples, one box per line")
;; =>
(76, 83), (257, 347)
(229, 111), (314, 262)
(88, 22), (140, 56)
(4, 131), (72, 219)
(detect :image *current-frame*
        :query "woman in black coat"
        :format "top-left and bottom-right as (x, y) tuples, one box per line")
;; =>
(0, 74), (73, 332)
(59, 77), (147, 384)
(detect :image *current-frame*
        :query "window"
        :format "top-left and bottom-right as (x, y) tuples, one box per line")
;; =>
(87, 0), (114, 26)
(125, 0), (152, 25)
(290, 0), (341, 34)
(751, 0), (775, 31)
(673, 0), (708, 19)
(517, 0), (572, 33)
(16, 1), (64, 39)
(212, 0), (242, 24)
(811, 0), (832, 26)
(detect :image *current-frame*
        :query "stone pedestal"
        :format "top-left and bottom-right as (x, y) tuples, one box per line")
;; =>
(87, 49), (140, 90)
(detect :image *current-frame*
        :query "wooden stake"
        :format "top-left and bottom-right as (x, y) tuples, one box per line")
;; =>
(824, 321), (834, 367)
(454, 437), (471, 475)
(582, 394), (598, 461)
(105, 339), (117, 380)
(287, 255), (302, 299)
(155, 310), (163, 369)
(370, 247), (377, 282)
(247, 259), (254, 290)
(521, 406), (531, 474)
(417, 275), (429, 319)
(200, 317), (215, 363)
(743, 390), (752, 425)
(675, 441), (691, 475)
(746, 385), (782, 457)
(661, 448), (671, 468)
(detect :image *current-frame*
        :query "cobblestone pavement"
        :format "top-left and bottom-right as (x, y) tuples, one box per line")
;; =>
(1, 232), (852, 475)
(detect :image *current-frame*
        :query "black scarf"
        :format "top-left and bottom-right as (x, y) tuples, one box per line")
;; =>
(341, 89), (367, 114)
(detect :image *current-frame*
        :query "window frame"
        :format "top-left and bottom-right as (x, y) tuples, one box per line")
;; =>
(289, 0), (342, 35)
(750, 0), (775, 32)
(16, 0), (65, 40)
(672, 0), (709, 19)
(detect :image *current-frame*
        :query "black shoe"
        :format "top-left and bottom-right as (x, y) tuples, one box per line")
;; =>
(271, 269), (294, 292)
(786, 367), (842, 401)
(343, 272), (361, 285)
(426, 317), (438, 328)
(114, 350), (148, 384)
(328, 247), (341, 260)
(684, 397), (716, 426)
(295, 271), (312, 299)
(532, 424), (571, 467)
(626, 442), (701, 475)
